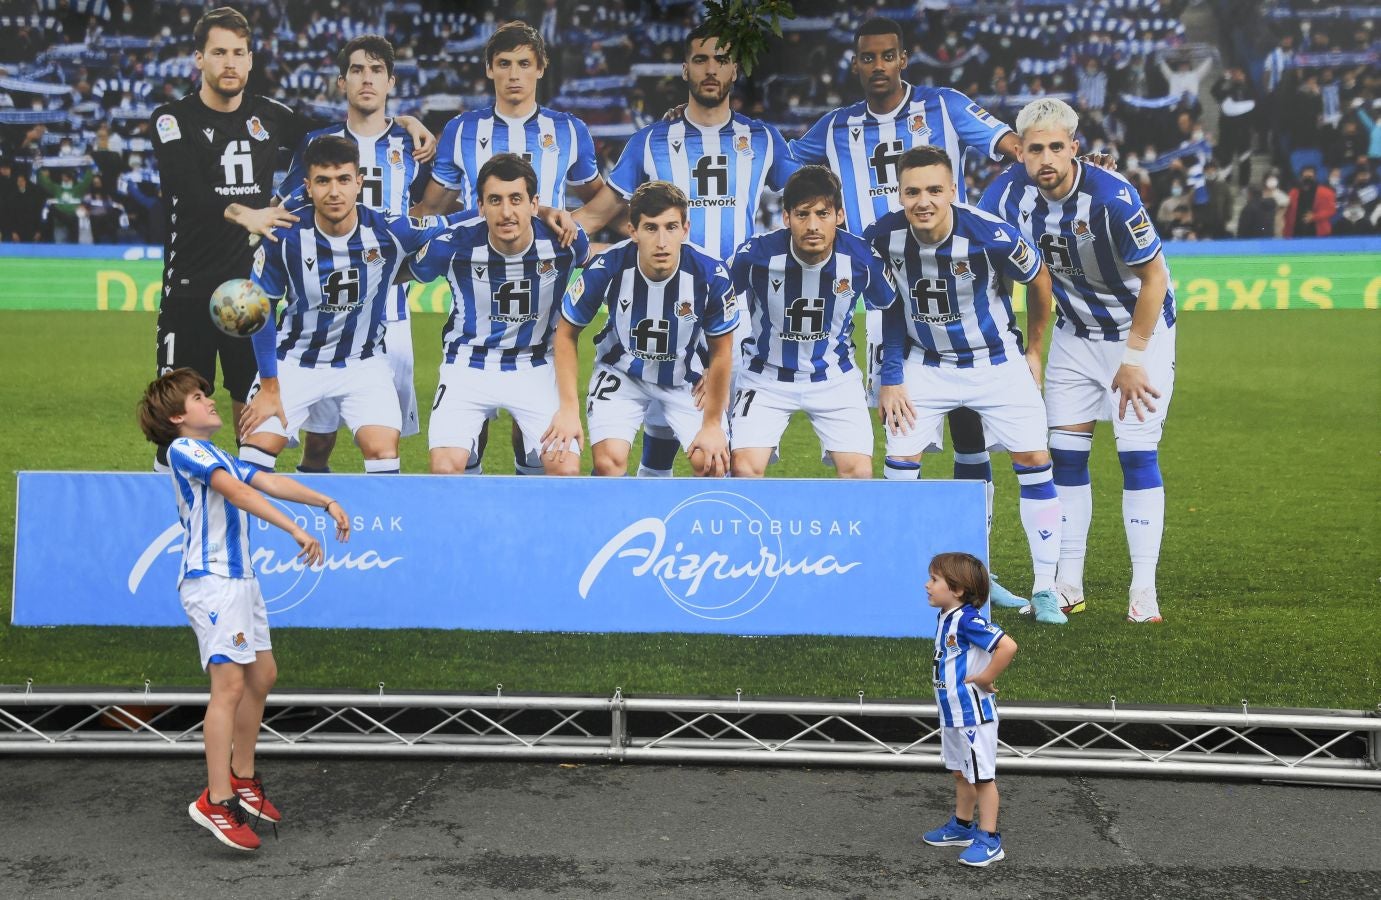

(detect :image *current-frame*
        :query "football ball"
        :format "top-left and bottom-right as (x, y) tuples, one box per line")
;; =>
(209, 278), (272, 337)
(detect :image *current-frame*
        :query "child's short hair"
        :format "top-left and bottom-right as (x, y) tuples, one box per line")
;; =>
(137, 368), (210, 446)
(929, 552), (990, 607)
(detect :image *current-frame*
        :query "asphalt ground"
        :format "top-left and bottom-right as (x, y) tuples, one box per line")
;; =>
(2, 757), (1378, 899)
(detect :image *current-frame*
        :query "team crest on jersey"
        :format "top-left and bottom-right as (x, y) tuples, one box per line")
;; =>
(536, 259), (557, 281)
(246, 116), (269, 142)
(1124, 208), (1156, 250)
(1072, 219), (1094, 242)
(1009, 239), (1035, 272)
(950, 260), (974, 281)
(907, 113), (928, 135)
(734, 134), (753, 156)
(672, 299), (693, 320)
(388, 147), (404, 167)
(833, 278), (853, 298)
(253, 245), (265, 276)
(232, 632), (248, 650)
(364, 248), (383, 266)
(540, 132), (556, 151)
(156, 114), (181, 143)
(946, 634), (958, 649)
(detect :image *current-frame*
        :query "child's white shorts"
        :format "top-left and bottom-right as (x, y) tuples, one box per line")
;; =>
(941, 720), (999, 784)
(180, 573), (271, 671)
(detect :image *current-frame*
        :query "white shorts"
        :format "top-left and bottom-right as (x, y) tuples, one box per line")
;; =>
(1045, 323), (1176, 446)
(864, 308), (883, 408)
(731, 367), (873, 457)
(180, 573), (271, 671)
(585, 362), (726, 449)
(885, 355), (1048, 458)
(428, 362), (575, 455)
(250, 355), (401, 440)
(941, 720), (999, 784)
(303, 322), (419, 439)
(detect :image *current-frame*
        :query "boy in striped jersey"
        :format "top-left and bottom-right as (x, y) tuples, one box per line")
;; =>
(728, 166), (896, 478)
(277, 36), (426, 475)
(138, 368), (350, 851)
(922, 552), (1017, 867)
(979, 99), (1175, 624)
(414, 20), (605, 476)
(405, 153), (589, 476)
(547, 181), (737, 477)
(238, 135), (453, 474)
(868, 146), (1068, 625)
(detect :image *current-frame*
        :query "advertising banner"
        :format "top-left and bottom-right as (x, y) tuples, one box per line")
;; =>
(13, 473), (986, 638)
(2, 240), (1378, 312)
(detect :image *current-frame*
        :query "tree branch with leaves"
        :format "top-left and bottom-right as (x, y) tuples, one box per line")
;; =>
(701, 0), (797, 77)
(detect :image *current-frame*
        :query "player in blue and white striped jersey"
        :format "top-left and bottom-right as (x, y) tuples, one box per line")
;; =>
(978, 98), (1177, 624)
(922, 552), (1017, 865)
(794, 17), (1025, 599)
(405, 154), (589, 476)
(868, 146), (1067, 625)
(276, 36), (428, 474)
(238, 136), (452, 475)
(574, 23), (799, 477)
(138, 368), (349, 848)
(728, 166), (896, 479)
(547, 181), (738, 478)
(413, 20), (605, 476)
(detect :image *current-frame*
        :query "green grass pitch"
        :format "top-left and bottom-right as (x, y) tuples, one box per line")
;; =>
(1, 309), (1377, 709)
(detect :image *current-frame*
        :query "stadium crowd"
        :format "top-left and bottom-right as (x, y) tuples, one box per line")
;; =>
(0, 0), (1377, 244)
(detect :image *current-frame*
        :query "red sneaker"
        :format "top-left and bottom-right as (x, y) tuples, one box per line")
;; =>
(231, 770), (282, 823)
(188, 789), (260, 851)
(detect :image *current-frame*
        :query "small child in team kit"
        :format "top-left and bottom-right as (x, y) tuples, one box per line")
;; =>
(138, 368), (351, 851)
(922, 552), (1019, 867)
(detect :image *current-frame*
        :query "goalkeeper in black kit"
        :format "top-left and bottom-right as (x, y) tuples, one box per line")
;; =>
(150, 6), (434, 469)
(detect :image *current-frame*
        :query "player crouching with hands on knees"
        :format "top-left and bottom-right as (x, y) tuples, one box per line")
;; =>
(137, 368), (350, 851)
(922, 552), (1017, 867)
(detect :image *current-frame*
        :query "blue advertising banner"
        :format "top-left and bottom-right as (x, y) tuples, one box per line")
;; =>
(13, 473), (987, 638)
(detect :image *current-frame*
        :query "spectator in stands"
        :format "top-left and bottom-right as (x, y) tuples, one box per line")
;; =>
(1236, 184), (1277, 238)
(1326, 114), (1367, 170)
(1156, 175), (1194, 239)
(1283, 165), (1337, 237)
(1193, 158), (1233, 239)
(2, 169), (47, 242)
(80, 174), (125, 244)
(1284, 74), (1324, 161)
(1211, 67), (1256, 187)
(38, 165), (95, 242)
(1357, 99), (1381, 165)
(1263, 172), (1290, 237)
(1076, 58), (1108, 113)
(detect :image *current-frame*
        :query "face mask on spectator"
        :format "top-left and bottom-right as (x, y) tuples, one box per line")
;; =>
(1170, 184), (1184, 197)
(1192, 129), (1205, 142)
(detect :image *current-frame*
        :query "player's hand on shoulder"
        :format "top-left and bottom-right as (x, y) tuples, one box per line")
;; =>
(233, 204), (299, 242)
(663, 103), (687, 122)
(1080, 152), (1118, 172)
(878, 385), (916, 436)
(539, 206), (579, 248)
(400, 115), (437, 164)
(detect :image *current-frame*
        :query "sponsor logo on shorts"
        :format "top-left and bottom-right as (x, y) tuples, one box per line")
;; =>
(232, 632), (248, 650)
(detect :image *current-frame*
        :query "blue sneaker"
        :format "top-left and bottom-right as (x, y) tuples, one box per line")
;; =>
(922, 815), (976, 847)
(959, 830), (1005, 867)
(1030, 589), (1068, 624)
(988, 577), (1027, 609)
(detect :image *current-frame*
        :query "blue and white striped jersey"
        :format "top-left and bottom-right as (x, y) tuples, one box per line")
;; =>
(790, 85), (1011, 236)
(729, 227), (897, 383)
(251, 206), (450, 372)
(933, 604), (1005, 728)
(978, 160), (1176, 342)
(278, 120), (421, 321)
(562, 240), (739, 388)
(866, 203), (1041, 378)
(432, 105), (598, 210)
(167, 438), (258, 586)
(607, 113), (798, 261)
(408, 216), (590, 369)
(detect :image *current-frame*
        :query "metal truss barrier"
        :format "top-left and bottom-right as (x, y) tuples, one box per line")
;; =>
(2, 686), (1378, 788)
